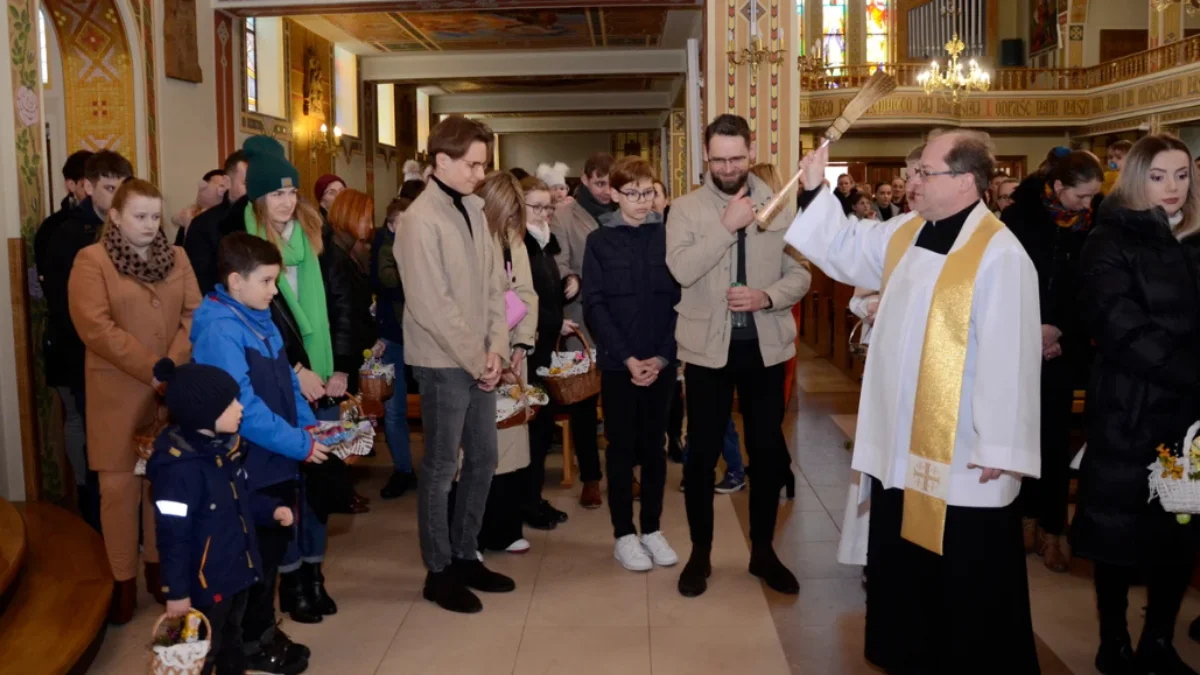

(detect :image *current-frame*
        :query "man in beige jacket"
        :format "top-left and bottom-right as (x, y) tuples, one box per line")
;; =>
(396, 116), (513, 614)
(666, 115), (811, 599)
(550, 152), (616, 508)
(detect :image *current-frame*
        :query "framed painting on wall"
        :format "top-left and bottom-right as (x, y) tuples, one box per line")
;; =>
(1029, 0), (1060, 57)
(165, 0), (202, 82)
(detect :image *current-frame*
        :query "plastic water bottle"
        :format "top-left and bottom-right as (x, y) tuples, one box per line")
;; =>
(730, 282), (749, 329)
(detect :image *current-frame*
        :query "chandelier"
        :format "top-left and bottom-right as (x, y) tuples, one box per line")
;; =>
(917, 33), (990, 103)
(1154, 0), (1200, 15)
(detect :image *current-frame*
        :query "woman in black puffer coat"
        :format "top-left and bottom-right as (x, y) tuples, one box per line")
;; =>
(1001, 150), (1103, 573)
(322, 189), (380, 398)
(1072, 134), (1200, 675)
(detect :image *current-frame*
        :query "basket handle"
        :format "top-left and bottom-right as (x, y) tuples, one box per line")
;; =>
(848, 319), (866, 346)
(150, 609), (212, 643)
(553, 327), (592, 357)
(1184, 421), (1200, 476)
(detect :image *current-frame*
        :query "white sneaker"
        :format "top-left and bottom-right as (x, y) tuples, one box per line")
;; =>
(614, 534), (653, 572)
(506, 538), (531, 554)
(640, 531), (679, 567)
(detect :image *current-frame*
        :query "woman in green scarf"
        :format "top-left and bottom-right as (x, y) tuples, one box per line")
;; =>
(241, 138), (335, 400)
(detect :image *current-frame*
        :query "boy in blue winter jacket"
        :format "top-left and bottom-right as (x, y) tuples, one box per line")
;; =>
(147, 358), (291, 675)
(190, 232), (330, 674)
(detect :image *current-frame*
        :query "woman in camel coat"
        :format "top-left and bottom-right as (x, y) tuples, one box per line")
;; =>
(68, 178), (202, 624)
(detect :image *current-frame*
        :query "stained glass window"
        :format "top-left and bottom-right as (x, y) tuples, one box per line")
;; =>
(797, 0), (804, 56)
(822, 0), (847, 71)
(865, 0), (890, 65)
(245, 17), (257, 113)
(39, 10), (48, 85)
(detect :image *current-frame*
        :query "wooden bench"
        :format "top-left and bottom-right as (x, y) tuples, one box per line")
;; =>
(0, 501), (111, 675)
(0, 498), (25, 612)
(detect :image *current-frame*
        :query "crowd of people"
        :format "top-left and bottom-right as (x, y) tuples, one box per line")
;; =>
(32, 110), (1200, 674)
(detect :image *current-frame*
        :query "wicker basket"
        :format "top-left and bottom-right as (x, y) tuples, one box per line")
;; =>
(848, 320), (869, 358)
(1148, 421), (1200, 514)
(542, 329), (601, 406)
(134, 404), (170, 462)
(148, 610), (211, 675)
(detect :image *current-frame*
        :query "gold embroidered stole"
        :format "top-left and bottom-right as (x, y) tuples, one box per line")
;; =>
(878, 212), (1005, 555)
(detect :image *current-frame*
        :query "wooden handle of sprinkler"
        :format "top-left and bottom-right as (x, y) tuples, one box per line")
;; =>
(755, 137), (832, 229)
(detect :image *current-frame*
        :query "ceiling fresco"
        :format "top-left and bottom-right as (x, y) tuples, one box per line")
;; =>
(323, 7), (672, 51)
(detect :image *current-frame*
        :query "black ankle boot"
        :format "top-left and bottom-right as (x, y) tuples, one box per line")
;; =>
(423, 569), (482, 614)
(749, 546), (800, 594)
(279, 569), (323, 624)
(451, 557), (515, 593)
(306, 562), (338, 615)
(1136, 636), (1198, 675)
(784, 470), (796, 500)
(677, 550), (712, 598)
(1095, 638), (1136, 675)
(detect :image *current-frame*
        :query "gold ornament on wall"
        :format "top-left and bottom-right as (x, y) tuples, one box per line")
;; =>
(1154, 0), (1200, 16)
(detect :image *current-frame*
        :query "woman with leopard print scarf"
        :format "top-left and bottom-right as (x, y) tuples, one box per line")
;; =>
(68, 178), (202, 624)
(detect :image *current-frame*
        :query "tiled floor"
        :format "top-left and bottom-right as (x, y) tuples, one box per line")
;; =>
(88, 344), (1200, 674)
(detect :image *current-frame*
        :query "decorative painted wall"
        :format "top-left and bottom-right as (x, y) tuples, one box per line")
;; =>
(41, 0), (138, 171)
(288, 19), (334, 203)
(711, 0), (794, 172)
(8, 0), (57, 501)
(214, 11), (235, 162)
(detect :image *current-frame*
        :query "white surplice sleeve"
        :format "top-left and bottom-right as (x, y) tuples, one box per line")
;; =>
(969, 241), (1043, 479)
(783, 188), (915, 291)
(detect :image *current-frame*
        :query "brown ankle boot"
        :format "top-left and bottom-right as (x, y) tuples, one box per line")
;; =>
(1022, 518), (1037, 554)
(1040, 533), (1070, 573)
(580, 481), (603, 509)
(145, 562), (167, 605)
(109, 578), (137, 625)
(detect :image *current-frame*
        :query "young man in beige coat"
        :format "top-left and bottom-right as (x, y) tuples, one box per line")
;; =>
(666, 115), (811, 598)
(550, 152), (616, 508)
(396, 116), (513, 614)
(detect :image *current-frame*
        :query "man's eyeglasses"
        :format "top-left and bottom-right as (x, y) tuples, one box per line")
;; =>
(618, 189), (658, 203)
(527, 204), (555, 214)
(913, 167), (961, 180)
(457, 158), (488, 171)
(709, 156), (748, 169)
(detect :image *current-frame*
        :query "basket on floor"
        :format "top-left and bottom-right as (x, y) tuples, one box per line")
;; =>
(149, 610), (211, 675)
(1148, 420), (1200, 515)
(541, 329), (601, 405)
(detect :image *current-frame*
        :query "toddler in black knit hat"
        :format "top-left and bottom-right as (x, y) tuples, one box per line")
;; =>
(146, 357), (293, 675)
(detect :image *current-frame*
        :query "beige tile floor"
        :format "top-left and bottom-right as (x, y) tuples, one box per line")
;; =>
(87, 345), (1200, 674)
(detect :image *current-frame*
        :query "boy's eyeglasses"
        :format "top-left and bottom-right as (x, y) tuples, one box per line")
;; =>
(619, 189), (657, 202)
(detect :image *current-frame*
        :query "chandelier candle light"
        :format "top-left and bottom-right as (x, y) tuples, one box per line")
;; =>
(1154, 0), (1200, 15)
(917, 32), (990, 103)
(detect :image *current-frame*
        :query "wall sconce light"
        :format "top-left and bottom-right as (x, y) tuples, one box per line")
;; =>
(310, 122), (343, 161)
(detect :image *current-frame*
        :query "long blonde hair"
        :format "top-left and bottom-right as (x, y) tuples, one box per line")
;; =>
(252, 194), (324, 254)
(1109, 134), (1200, 238)
(476, 171), (526, 247)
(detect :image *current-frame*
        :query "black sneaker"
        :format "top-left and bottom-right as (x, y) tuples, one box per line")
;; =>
(451, 557), (516, 593)
(749, 546), (800, 594)
(246, 632), (308, 675)
(540, 499), (569, 524)
(1095, 639), (1136, 675)
(423, 569), (482, 614)
(273, 625), (311, 662)
(380, 470), (415, 500)
(677, 551), (712, 598)
(1135, 637), (1198, 675)
(522, 504), (559, 531)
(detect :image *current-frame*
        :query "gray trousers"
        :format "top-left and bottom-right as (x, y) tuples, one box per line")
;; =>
(413, 367), (498, 572)
(55, 386), (87, 486)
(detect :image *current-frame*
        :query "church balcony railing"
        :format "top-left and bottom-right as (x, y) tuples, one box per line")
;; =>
(800, 35), (1200, 92)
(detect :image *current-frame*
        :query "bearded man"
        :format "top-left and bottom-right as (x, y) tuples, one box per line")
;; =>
(665, 114), (811, 598)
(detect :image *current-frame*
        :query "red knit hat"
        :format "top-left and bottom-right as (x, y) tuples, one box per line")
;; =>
(314, 174), (345, 200)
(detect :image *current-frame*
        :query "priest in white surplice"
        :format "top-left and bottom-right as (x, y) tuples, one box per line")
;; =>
(786, 130), (1044, 674)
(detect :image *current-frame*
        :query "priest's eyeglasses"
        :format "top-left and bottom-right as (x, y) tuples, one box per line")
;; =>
(913, 167), (962, 180)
